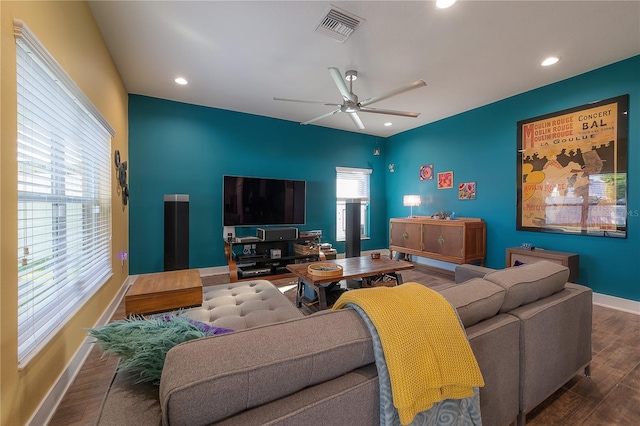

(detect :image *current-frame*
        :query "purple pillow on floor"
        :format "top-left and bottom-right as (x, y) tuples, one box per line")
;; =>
(161, 315), (234, 336)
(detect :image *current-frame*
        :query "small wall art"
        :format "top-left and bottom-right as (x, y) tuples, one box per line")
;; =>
(458, 182), (476, 200)
(419, 164), (434, 180)
(437, 171), (453, 189)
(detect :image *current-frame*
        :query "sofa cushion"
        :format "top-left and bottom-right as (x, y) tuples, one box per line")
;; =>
(483, 260), (569, 313)
(438, 278), (505, 327)
(454, 264), (496, 284)
(159, 308), (375, 426)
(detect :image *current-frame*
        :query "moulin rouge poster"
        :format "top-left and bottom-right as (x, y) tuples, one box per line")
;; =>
(517, 95), (628, 237)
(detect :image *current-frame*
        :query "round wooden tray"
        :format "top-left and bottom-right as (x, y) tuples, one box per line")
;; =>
(307, 263), (343, 277)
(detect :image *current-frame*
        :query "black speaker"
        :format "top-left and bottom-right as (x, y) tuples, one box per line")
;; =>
(257, 227), (298, 241)
(164, 194), (189, 271)
(345, 198), (361, 258)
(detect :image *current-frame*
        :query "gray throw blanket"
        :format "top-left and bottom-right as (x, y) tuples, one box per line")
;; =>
(348, 304), (482, 426)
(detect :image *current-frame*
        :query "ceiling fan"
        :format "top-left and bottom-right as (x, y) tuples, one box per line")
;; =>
(274, 67), (426, 130)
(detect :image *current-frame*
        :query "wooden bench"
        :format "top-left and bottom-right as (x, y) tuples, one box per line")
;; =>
(125, 269), (203, 316)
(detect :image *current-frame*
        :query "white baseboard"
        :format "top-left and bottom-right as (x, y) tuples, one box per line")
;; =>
(29, 276), (132, 426)
(593, 292), (640, 315)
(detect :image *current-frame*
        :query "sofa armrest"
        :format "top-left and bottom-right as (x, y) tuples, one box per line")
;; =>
(508, 284), (592, 415)
(455, 264), (496, 283)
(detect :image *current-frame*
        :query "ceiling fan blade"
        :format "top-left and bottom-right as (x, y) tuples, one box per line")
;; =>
(359, 107), (421, 118)
(349, 112), (365, 130)
(328, 67), (355, 102)
(359, 80), (427, 107)
(273, 97), (340, 106)
(301, 108), (341, 125)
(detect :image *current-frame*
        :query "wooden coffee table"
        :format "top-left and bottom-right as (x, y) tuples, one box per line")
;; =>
(286, 256), (414, 311)
(125, 269), (203, 316)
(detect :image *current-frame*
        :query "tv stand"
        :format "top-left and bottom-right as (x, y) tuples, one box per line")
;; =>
(224, 231), (324, 282)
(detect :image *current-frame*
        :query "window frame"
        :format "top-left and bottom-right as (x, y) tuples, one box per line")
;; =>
(336, 166), (372, 241)
(14, 19), (115, 368)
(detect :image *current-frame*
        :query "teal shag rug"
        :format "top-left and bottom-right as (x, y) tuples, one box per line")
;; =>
(88, 315), (233, 384)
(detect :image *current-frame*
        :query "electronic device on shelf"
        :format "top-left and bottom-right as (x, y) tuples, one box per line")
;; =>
(235, 236), (261, 243)
(238, 267), (271, 278)
(300, 230), (322, 238)
(236, 253), (267, 260)
(258, 227), (298, 241)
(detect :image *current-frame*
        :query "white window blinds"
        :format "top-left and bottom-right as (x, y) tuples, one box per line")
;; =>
(336, 166), (371, 201)
(15, 20), (114, 366)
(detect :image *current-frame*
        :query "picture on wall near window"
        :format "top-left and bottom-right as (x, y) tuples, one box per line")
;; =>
(419, 164), (434, 180)
(516, 94), (629, 238)
(437, 171), (453, 189)
(458, 182), (476, 200)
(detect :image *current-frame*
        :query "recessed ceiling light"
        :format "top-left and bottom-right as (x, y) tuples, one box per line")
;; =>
(436, 0), (457, 9)
(174, 77), (188, 85)
(541, 57), (560, 67)
(384, 122), (392, 127)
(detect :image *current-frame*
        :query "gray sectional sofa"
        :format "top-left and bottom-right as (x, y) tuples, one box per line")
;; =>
(97, 261), (592, 426)
(438, 262), (592, 425)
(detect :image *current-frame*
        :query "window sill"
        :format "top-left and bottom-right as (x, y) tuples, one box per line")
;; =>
(336, 236), (371, 242)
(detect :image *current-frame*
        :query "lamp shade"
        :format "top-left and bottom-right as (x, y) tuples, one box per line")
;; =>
(403, 195), (421, 207)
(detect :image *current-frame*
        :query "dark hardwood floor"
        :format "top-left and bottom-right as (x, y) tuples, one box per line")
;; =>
(49, 267), (640, 425)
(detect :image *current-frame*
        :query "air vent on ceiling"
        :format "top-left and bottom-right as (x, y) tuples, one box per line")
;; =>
(315, 6), (364, 42)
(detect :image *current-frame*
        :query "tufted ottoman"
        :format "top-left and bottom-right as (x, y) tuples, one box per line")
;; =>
(182, 280), (304, 330)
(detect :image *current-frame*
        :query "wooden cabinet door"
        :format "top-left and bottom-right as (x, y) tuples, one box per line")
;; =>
(438, 226), (464, 258)
(390, 221), (422, 251)
(422, 224), (443, 254)
(423, 224), (464, 259)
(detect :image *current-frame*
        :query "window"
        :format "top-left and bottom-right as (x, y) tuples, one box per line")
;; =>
(336, 167), (371, 241)
(15, 20), (115, 366)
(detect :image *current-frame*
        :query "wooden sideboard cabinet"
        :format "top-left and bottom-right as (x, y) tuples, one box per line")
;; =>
(390, 217), (486, 265)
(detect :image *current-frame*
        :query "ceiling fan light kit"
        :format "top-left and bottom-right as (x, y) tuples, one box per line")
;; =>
(274, 67), (426, 131)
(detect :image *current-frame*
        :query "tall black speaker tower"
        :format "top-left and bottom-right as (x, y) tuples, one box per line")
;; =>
(345, 198), (361, 258)
(164, 194), (189, 271)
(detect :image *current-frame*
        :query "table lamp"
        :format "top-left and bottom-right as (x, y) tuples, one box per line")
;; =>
(403, 195), (421, 217)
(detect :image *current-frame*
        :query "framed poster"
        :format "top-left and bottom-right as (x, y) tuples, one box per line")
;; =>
(517, 95), (628, 238)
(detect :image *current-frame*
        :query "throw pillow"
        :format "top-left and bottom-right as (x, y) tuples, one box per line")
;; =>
(88, 315), (233, 384)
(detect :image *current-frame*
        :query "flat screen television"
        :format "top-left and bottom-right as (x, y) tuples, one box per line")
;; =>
(223, 175), (306, 226)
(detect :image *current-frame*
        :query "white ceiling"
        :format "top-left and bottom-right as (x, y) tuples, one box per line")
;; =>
(88, 1), (640, 137)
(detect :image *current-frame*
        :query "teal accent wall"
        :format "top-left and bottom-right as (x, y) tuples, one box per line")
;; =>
(128, 95), (386, 274)
(385, 56), (640, 301)
(129, 56), (639, 302)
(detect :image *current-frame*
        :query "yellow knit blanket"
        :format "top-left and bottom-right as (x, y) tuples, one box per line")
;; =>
(333, 283), (484, 425)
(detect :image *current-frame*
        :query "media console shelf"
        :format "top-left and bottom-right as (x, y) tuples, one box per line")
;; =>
(225, 232), (324, 282)
(389, 217), (486, 266)
(506, 247), (579, 282)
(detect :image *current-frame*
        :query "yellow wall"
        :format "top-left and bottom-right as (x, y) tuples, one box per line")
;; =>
(1, 1), (128, 424)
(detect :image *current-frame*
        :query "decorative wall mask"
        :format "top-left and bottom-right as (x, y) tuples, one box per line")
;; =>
(114, 150), (129, 205)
